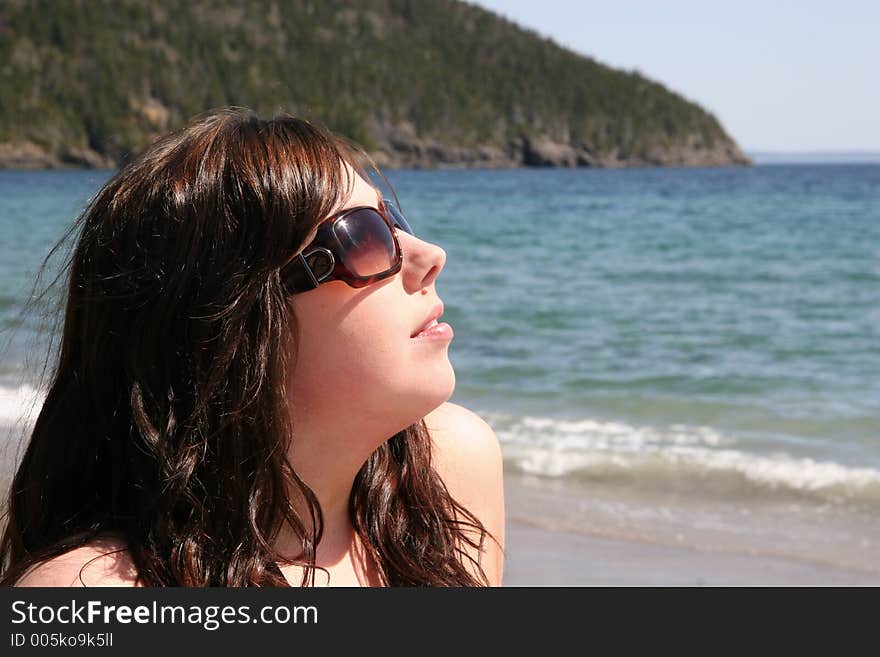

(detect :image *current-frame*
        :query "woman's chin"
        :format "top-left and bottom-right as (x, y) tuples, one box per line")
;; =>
(396, 365), (456, 427)
(424, 369), (456, 416)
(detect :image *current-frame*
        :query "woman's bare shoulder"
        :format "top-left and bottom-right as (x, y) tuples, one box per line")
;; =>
(424, 402), (505, 585)
(424, 402), (503, 478)
(15, 536), (140, 587)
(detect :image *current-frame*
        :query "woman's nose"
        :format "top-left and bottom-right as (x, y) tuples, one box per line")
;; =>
(400, 233), (446, 292)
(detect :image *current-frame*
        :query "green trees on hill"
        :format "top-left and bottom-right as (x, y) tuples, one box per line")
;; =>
(0, 0), (744, 166)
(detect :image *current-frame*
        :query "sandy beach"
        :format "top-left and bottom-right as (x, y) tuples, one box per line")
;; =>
(504, 521), (880, 586)
(502, 473), (880, 586)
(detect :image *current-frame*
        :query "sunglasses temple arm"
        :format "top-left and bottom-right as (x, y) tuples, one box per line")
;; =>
(298, 252), (321, 290)
(279, 254), (319, 294)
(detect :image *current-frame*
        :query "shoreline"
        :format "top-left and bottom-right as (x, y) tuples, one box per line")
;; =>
(0, 138), (751, 172)
(503, 519), (880, 586)
(502, 472), (880, 586)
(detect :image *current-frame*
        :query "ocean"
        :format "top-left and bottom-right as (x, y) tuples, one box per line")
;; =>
(1, 164), (878, 574)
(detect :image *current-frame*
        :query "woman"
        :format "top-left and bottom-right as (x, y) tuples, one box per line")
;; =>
(0, 108), (504, 586)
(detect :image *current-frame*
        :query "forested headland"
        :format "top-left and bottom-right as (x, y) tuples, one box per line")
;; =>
(0, 0), (750, 169)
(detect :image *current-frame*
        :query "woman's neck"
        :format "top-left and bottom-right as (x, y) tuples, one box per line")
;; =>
(272, 410), (390, 584)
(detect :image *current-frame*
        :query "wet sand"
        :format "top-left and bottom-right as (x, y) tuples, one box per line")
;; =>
(502, 475), (880, 586)
(503, 521), (880, 586)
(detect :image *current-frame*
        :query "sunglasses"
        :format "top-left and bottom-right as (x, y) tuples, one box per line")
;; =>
(281, 200), (414, 294)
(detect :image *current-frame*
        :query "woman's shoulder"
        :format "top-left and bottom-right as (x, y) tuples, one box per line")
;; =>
(423, 402), (505, 585)
(15, 536), (140, 587)
(424, 402), (503, 477)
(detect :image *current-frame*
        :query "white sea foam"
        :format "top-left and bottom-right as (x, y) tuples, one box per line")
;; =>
(3, 386), (878, 504)
(483, 411), (734, 451)
(480, 410), (880, 504)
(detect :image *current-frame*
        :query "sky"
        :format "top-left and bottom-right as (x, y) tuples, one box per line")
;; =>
(469, 0), (879, 152)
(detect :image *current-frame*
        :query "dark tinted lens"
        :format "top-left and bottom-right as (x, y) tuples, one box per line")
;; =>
(383, 201), (414, 235)
(332, 209), (398, 277)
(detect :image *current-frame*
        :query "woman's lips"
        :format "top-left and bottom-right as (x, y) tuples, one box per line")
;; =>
(411, 321), (454, 341)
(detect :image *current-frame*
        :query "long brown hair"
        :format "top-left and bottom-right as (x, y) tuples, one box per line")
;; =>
(0, 107), (491, 586)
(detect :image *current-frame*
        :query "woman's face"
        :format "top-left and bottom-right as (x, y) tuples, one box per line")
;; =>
(287, 162), (454, 439)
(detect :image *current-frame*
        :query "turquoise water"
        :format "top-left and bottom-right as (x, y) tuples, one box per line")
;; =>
(384, 164), (880, 515)
(2, 166), (879, 518)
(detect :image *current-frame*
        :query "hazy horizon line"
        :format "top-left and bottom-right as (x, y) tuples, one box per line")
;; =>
(747, 150), (880, 164)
